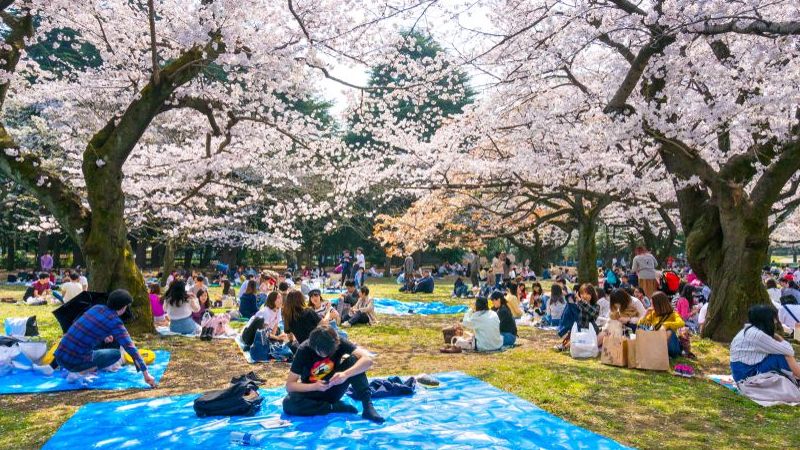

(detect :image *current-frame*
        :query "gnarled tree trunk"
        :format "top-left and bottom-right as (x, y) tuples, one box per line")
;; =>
(82, 161), (152, 334)
(681, 189), (770, 341)
(575, 218), (599, 285)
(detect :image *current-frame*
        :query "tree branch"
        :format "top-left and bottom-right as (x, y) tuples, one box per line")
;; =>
(693, 20), (800, 37)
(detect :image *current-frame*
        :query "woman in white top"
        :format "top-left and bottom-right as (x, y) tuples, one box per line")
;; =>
(164, 280), (201, 335)
(241, 291), (289, 348)
(778, 296), (800, 335)
(765, 278), (783, 309)
(730, 305), (800, 383)
(462, 297), (503, 352)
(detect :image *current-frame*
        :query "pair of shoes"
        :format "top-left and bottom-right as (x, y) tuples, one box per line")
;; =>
(200, 327), (213, 341)
(231, 371), (266, 385)
(552, 344), (566, 352)
(341, 322), (351, 328)
(674, 364), (695, 377)
(439, 345), (462, 354)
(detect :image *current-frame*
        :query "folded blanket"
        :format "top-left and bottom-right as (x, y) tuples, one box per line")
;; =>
(346, 376), (416, 400)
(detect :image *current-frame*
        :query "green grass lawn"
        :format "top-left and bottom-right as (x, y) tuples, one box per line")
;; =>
(0, 279), (798, 449)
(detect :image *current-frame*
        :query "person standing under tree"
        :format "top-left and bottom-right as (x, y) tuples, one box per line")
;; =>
(282, 326), (385, 423)
(40, 251), (53, 273)
(403, 254), (415, 281)
(340, 250), (352, 284)
(632, 246), (659, 298)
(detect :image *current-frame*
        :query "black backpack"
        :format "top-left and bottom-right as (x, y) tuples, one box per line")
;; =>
(193, 380), (264, 417)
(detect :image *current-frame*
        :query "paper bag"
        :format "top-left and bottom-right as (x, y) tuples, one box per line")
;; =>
(625, 338), (637, 369)
(795, 324), (800, 343)
(604, 319), (624, 337)
(601, 335), (627, 367)
(634, 329), (670, 371)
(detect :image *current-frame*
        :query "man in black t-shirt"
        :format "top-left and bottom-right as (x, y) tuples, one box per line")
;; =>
(283, 326), (385, 423)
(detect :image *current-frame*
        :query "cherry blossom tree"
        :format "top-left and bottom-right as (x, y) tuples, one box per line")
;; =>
(414, 0), (800, 341)
(0, 0), (444, 332)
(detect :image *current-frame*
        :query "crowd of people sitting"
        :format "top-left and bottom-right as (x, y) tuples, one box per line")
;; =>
(439, 247), (800, 402)
(9, 245), (800, 417)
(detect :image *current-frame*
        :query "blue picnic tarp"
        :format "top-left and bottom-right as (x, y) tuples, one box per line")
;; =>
(43, 371), (630, 449)
(0, 350), (170, 395)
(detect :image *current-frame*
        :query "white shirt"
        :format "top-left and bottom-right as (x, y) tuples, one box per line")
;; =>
(462, 310), (503, 352)
(767, 288), (783, 309)
(596, 297), (611, 327)
(630, 297), (647, 318)
(164, 297), (200, 321)
(778, 304), (800, 330)
(79, 276), (88, 291)
(698, 302), (709, 324)
(730, 326), (794, 365)
(60, 281), (84, 302)
(248, 307), (281, 333)
(356, 253), (366, 267)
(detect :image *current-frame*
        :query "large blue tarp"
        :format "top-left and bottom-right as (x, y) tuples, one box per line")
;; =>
(374, 298), (468, 316)
(0, 350), (170, 395)
(43, 371), (630, 449)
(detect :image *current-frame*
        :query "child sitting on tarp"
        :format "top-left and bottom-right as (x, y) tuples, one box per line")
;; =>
(55, 290), (156, 387)
(282, 325), (385, 423)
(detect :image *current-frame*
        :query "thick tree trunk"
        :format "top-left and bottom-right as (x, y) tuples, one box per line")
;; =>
(684, 194), (770, 342)
(134, 238), (148, 268)
(71, 244), (85, 268)
(575, 219), (599, 285)
(199, 244), (213, 268)
(218, 246), (238, 268)
(4, 237), (14, 271)
(82, 159), (152, 334)
(52, 235), (62, 268)
(150, 243), (164, 268)
(36, 233), (48, 266)
(160, 239), (176, 286)
(182, 248), (194, 269)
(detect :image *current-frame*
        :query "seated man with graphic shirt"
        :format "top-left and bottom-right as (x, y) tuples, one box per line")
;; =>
(282, 325), (384, 423)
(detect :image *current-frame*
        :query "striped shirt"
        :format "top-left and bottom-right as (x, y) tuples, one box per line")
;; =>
(55, 305), (146, 372)
(729, 325), (794, 366)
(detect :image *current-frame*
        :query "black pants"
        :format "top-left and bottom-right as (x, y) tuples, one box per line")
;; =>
(241, 317), (264, 347)
(282, 355), (370, 416)
(344, 311), (370, 326)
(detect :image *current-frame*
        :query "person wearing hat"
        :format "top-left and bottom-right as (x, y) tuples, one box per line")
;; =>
(54, 289), (156, 387)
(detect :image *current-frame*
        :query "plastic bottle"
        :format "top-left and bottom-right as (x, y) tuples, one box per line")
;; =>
(230, 431), (262, 446)
(201, 311), (212, 327)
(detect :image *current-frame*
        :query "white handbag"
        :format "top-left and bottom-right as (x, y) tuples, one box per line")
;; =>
(452, 333), (475, 351)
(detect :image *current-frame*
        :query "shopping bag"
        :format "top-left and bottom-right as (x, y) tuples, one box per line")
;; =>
(601, 335), (627, 367)
(570, 322), (598, 359)
(633, 329), (669, 371)
(625, 338), (638, 368)
(604, 319), (624, 337)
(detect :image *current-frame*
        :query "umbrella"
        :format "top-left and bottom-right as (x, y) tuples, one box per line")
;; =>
(52, 291), (134, 334)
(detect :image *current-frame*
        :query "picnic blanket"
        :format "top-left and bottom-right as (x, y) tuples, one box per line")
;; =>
(374, 298), (468, 316)
(0, 350), (170, 395)
(156, 326), (236, 339)
(44, 371), (629, 449)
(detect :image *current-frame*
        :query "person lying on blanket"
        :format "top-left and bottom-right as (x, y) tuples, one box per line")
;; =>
(282, 325), (385, 423)
(54, 289), (156, 387)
